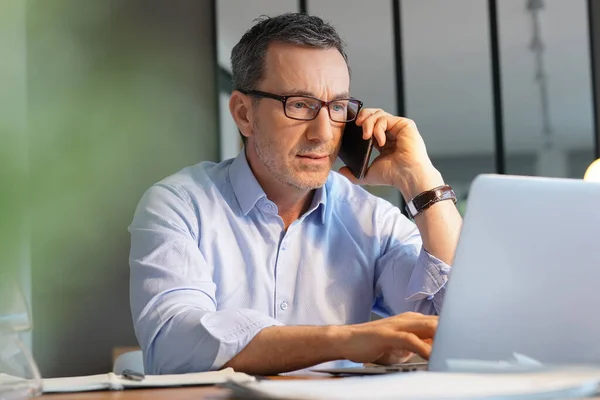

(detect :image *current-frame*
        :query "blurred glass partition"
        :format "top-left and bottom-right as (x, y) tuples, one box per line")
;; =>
(309, 0), (401, 206)
(498, 0), (595, 178)
(214, 0), (598, 206)
(216, 0), (298, 161)
(401, 0), (496, 211)
(216, 0), (298, 73)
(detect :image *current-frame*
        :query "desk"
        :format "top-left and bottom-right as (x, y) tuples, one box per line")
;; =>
(39, 376), (328, 400)
(39, 376), (600, 400)
(40, 386), (227, 400)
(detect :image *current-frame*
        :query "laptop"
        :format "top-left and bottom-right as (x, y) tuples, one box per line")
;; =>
(314, 174), (600, 375)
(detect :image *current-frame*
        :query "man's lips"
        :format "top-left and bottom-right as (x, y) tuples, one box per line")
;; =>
(297, 153), (329, 159)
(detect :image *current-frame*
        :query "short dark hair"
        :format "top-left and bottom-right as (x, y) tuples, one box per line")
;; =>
(231, 13), (350, 144)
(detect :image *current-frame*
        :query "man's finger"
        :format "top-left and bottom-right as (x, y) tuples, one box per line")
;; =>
(390, 332), (433, 360)
(355, 108), (380, 125)
(388, 117), (418, 136)
(371, 350), (414, 366)
(372, 117), (387, 147)
(394, 318), (438, 339)
(359, 110), (385, 140)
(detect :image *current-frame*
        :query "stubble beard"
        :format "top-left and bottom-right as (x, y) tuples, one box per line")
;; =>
(252, 122), (332, 191)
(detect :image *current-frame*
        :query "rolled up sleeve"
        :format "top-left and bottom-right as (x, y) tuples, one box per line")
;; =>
(373, 207), (451, 317)
(404, 249), (450, 314)
(200, 309), (283, 370)
(129, 184), (281, 374)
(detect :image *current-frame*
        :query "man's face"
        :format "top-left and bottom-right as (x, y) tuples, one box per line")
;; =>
(247, 42), (351, 191)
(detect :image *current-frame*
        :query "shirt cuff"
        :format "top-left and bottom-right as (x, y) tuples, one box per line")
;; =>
(201, 309), (284, 370)
(405, 249), (451, 302)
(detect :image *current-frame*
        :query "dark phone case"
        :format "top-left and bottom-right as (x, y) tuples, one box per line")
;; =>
(338, 121), (374, 179)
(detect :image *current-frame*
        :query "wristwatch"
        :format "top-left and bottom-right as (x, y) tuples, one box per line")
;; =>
(405, 185), (457, 218)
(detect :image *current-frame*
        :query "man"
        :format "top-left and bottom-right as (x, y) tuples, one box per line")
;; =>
(129, 13), (462, 376)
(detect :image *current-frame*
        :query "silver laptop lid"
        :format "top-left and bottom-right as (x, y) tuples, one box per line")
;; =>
(429, 174), (600, 371)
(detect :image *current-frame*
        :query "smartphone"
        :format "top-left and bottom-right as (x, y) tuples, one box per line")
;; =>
(338, 120), (374, 180)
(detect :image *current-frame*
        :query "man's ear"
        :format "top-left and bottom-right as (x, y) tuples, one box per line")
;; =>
(229, 91), (254, 141)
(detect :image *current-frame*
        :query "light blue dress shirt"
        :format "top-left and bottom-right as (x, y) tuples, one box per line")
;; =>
(129, 151), (451, 374)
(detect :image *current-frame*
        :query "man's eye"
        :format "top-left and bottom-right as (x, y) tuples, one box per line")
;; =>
(292, 101), (308, 109)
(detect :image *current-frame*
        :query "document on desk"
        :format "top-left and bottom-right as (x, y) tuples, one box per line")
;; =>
(41, 367), (255, 393)
(227, 368), (600, 400)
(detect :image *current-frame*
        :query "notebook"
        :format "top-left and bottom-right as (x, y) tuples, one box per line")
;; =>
(41, 368), (254, 393)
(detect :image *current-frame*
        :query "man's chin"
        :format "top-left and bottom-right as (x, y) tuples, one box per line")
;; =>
(287, 171), (329, 190)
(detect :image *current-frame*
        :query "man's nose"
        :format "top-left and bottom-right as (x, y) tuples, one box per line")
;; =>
(306, 106), (334, 142)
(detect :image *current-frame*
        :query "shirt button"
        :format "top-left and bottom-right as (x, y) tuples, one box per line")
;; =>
(281, 242), (287, 251)
(427, 295), (434, 301)
(280, 302), (288, 310)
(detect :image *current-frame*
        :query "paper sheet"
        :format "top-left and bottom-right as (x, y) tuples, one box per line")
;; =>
(233, 368), (600, 400)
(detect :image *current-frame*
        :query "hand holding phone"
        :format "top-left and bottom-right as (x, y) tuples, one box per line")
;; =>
(338, 120), (374, 180)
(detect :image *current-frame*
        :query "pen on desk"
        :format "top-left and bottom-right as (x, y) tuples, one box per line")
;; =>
(122, 369), (145, 381)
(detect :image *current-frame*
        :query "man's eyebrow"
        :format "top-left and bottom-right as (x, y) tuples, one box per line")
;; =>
(282, 89), (351, 99)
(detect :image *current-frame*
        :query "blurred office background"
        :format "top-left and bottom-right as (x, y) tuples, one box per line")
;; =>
(1, 0), (599, 377)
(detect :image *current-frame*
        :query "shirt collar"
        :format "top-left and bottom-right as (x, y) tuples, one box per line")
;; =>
(310, 180), (328, 224)
(228, 150), (267, 216)
(228, 149), (328, 224)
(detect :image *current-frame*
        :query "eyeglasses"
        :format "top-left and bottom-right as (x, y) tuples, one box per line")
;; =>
(239, 89), (363, 123)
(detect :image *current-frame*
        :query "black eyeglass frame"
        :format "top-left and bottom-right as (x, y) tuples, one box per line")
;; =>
(238, 89), (363, 123)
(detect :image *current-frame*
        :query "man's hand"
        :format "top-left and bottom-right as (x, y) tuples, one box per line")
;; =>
(338, 109), (444, 201)
(337, 109), (463, 265)
(337, 312), (437, 365)
(224, 312), (438, 375)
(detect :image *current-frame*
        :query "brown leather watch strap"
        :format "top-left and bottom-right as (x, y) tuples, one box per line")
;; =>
(405, 185), (457, 218)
